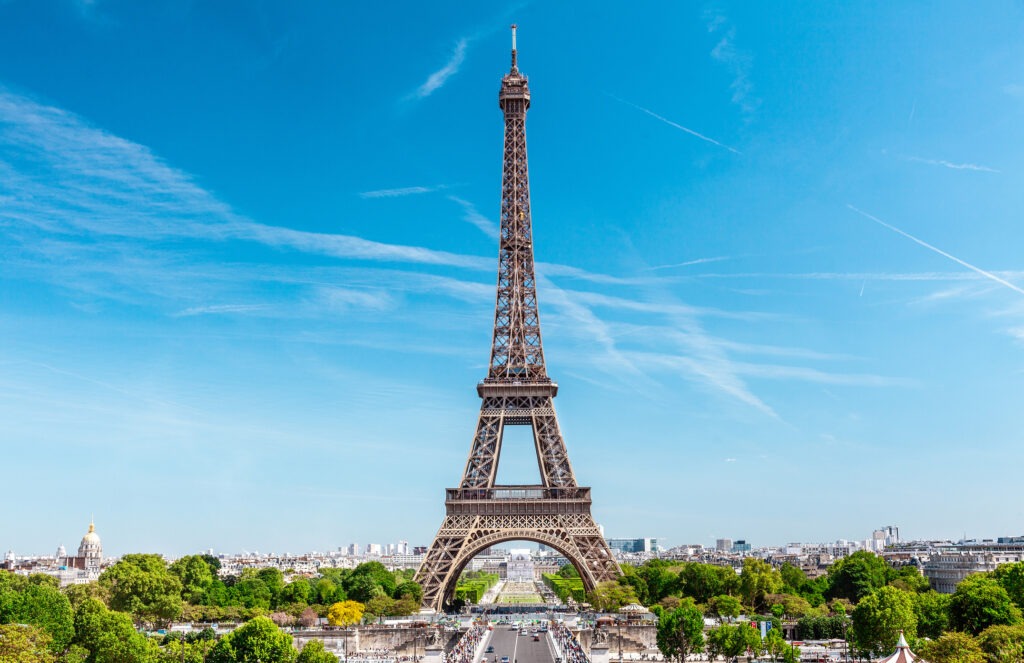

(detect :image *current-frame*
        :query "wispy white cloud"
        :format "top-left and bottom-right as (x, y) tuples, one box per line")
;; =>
(0, 87), (489, 272)
(606, 93), (741, 154)
(359, 185), (447, 199)
(316, 286), (394, 312)
(1003, 83), (1024, 99)
(540, 277), (645, 380)
(644, 256), (731, 271)
(705, 9), (760, 118)
(0, 85), (913, 422)
(409, 38), (468, 100)
(848, 205), (1024, 297)
(176, 304), (269, 317)
(447, 195), (499, 239)
(724, 458), (736, 462)
(692, 271), (1013, 282)
(903, 155), (1000, 173)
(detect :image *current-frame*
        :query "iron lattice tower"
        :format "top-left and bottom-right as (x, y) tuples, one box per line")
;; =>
(415, 26), (621, 611)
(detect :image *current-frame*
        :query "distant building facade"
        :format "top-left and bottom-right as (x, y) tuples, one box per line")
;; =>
(607, 538), (660, 554)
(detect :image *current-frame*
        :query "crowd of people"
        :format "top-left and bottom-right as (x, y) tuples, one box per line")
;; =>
(553, 623), (590, 663)
(446, 625), (487, 663)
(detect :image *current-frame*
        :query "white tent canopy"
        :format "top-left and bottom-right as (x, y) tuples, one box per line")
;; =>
(875, 631), (927, 663)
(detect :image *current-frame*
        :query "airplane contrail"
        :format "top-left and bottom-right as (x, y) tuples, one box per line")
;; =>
(847, 205), (1024, 297)
(606, 93), (741, 155)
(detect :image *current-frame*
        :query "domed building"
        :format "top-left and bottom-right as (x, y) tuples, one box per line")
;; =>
(62, 520), (103, 571)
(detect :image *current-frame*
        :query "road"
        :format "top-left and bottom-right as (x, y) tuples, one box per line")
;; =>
(483, 626), (556, 663)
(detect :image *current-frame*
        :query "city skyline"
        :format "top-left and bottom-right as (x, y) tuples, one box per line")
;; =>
(3, 1), (1024, 556)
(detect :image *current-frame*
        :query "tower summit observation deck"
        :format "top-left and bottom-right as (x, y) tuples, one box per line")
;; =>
(414, 26), (621, 612)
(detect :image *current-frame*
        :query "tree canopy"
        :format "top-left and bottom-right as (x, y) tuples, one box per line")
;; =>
(948, 574), (1022, 635)
(655, 600), (705, 663)
(99, 554), (183, 627)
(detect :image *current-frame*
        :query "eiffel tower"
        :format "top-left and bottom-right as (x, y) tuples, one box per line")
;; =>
(415, 26), (621, 612)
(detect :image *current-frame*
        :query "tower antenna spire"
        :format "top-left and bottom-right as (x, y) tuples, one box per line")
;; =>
(510, 24), (518, 71)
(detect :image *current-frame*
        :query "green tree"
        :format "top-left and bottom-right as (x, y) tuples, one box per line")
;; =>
(73, 598), (157, 663)
(232, 577), (272, 610)
(557, 564), (580, 579)
(656, 600), (705, 663)
(796, 615), (848, 640)
(313, 579), (340, 605)
(257, 568), (285, 608)
(706, 624), (761, 660)
(949, 574), (1022, 635)
(393, 581), (423, 603)
(170, 555), (216, 603)
(992, 562), (1024, 611)
(588, 581), (638, 612)
(707, 594), (742, 622)
(827, 551), (890, 603)
(618, 565), (650, 606)
(976, 623), (1024, 662)
(281, 578), (312, 606)
(155, 638), (216, 663)
(766, 593), (814, 618)
(636, 561), (680, 605)
(917, 631), (984, 663)
(850, 586), (917, 658)
(914, 590), (951, 639)
(678, 563), (738, 604)
(780, 563), (807, 593)
(888, 566), (931, 594)
(0, 580), (75, 653)
(763, 629), (787, 661)
(63, 583), (109, 610)
(99, 553), (183, 627)
(0, 623), (56, 663)
(296, 639), (337, 663)
(365, 595), (395, 619)
(345, 562), (396, 599)
(739, 558), (783, 613)
(344, 575), (381, 604)
(207, 616), (296, 663)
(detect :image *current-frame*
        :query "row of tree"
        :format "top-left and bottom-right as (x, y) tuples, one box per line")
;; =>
(542, 572), (586, 604)
(0, 556), (423, 662)
(99, 554), (422, 626)
(653, 601), (799, 663)
(595, 552), (1024, 663)
(0, 570), (344, 662)
(453, 571), (498, 604)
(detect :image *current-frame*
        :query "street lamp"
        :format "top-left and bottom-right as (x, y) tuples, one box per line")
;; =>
(616, 619), (623, 663)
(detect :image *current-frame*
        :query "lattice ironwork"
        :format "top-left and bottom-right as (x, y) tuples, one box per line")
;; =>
(415, 26), (621, 612)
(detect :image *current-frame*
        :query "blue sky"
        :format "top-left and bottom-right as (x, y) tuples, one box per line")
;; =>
(2, 1), (1024, 557)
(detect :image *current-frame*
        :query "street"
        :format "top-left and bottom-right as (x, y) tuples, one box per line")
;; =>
(483, 627), (557, 663)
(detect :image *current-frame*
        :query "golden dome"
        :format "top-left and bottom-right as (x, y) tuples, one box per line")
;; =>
(80, 520), (101, 546)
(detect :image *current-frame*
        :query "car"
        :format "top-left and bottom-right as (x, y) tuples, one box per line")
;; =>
(533, 635), (540, 642)
(501, 657), (510, 663)
(486, 647), (495, 653)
